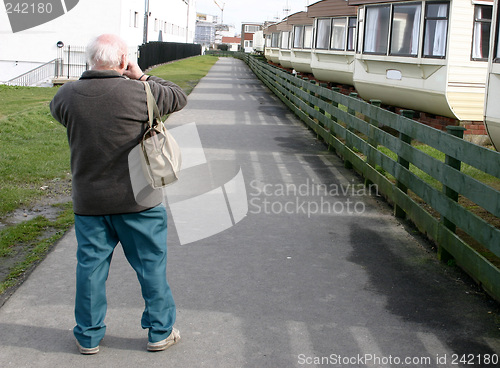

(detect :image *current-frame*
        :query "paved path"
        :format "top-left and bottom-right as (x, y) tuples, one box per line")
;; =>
(0, 58), (499, 367)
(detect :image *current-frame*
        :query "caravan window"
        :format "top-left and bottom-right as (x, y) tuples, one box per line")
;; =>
(347, 17), (356, 51)
(281, 31), (290, 49)
(361, 1), (450, 58)
(390, 3), (421, 56)
(423, 2), (449, 58)
(363, 5), (390, 54)
(316, 19), (331, 49)
(331, 18), (347, 50)
(271, 33), (280, 48)
(293, 25), (304, 48)
(472, 5), (492, 60)
(303, 25), (313, 49)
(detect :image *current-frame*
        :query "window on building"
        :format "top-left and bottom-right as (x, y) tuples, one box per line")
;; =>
(303, 25), (313, 49)
(134, 11), (139, 28)
(331, 18), (347, 50)
(266, 34), (272, 47)
(245, 25), (261, 33)
(347, 17), (356, 51)
(472, 5), (492, 60)
(293, 25), (304, 48)
(281, 31), (290, 49)
(363, 5), (390, 54)
(390, 3), (421, 56)
(315, 19), (331, 50)
(361, 2), (449, 58)
(271, 32), (280, 48)
(423, 2), (449, 58)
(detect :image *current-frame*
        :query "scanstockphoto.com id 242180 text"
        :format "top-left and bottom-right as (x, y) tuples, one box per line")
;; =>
(247, 179), (380, 218)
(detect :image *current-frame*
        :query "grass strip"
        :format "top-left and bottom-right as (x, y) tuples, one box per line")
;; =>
(0, 203), (74, 295)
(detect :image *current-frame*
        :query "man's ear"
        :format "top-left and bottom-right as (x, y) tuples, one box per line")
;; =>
(120, 54), (128, 70)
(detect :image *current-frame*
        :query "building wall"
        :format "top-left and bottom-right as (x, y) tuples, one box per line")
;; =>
(0, 0), (196, 82)
(147, 0), (196, 43)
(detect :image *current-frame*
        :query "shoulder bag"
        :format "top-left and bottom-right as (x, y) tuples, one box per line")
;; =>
(140, 81), (182, 188)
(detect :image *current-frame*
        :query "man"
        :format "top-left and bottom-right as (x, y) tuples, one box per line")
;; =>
(50, 34), (187, 354)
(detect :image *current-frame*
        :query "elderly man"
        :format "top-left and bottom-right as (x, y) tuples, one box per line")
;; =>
(50, 34), (187, 354)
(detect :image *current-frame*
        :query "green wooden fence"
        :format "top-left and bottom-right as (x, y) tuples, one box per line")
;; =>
(237, 53), (500, 302)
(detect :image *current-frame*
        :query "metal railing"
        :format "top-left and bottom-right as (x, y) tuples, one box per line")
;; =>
(5, 45), (89, 86)
(6, 59), (60, 86)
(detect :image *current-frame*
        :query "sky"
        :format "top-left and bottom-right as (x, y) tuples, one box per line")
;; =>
(195, 0), (317, 30)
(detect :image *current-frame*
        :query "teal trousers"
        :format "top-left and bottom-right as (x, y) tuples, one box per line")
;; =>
(73, 205), (175, 348)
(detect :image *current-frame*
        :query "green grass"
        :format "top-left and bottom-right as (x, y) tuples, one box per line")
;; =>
(0, 85), (58, 119)
(0, 86), (70, 214)
(149, 55), (219, 95)
(0, 203), (74, 294)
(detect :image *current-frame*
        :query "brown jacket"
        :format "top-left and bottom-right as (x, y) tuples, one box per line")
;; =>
(50, 70), (187, 215)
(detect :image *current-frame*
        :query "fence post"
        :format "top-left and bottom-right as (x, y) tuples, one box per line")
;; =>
(394, 110), (414, 218)
(327, 87), (341, 153)
(318, 83), (328, 128)
(67, 45), (71, 79)
(309, 80), (317, 122)
(330, 87), (340, 124)
(438, 125), (467, 262)
(365, 99), (382, 187)
(343, 92), (358, 170)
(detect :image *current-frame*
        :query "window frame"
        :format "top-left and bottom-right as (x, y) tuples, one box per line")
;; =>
(360, 1), (451, 59)
(293, 25), (313, 49)
(389, 2), (422, 57)
(347, 17), (357, 52)
(315, 18), (332, 50)
(293, 25), (304, 49)
(495, 3), (500, 63)
(271, 32), (280, 48)
(303, 25), (313, 49)
(331, 17), (348, 51)
(471, 4), (492, 61)
(280, 31), (291, 50)
(422, 1), (449, 59)
(363, 4), (391, 55)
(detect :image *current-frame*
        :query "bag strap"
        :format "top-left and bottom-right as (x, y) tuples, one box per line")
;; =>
(142, 81), (161, 128)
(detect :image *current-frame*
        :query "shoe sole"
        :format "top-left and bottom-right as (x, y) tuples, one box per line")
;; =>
(147, 339), (177, 352)
(147, 329), (180, 352)
(76, 340), (99, 355)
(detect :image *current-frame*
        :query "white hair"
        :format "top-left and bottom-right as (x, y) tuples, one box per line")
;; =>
(86, 34), (128, 69)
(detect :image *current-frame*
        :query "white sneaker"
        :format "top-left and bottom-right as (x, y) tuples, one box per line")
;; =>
(147, 328), (180, 352)
(76, 340), (99, 355)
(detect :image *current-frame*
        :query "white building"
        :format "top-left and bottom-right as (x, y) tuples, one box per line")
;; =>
(0, 0), (196, 83)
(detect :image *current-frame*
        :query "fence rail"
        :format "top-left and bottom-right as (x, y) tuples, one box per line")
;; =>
(237, 53), (500, 302)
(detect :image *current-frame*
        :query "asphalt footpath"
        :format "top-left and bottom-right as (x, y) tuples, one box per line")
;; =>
(0, 58), (499, 367)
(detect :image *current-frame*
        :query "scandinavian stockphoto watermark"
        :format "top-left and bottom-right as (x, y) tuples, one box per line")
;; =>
(249, 179), (379, 218)
(3, 0), (79, 33)
(128, 122), (378, 244)
(297, 353), (499, 366)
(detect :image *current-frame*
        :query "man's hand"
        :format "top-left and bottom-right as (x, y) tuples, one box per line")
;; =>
(122, 62), (145, 80)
